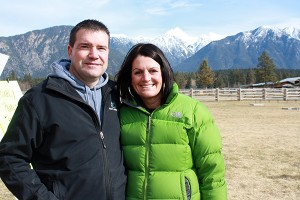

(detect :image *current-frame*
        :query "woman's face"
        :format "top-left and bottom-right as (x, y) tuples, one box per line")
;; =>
(131, 55), (163, 108)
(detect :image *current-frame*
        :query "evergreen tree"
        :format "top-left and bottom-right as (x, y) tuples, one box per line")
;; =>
(222, 75), (230, 88)
(256, 51), (277, 84)
(276, 71), (283, 81)
(228, 70), (237, 87)
(186, 77), (192, 89)
(246, 68), (256, 84)
(174, 72), (186, 89)
(196, 59), (215, 88)
(231, 69), (246, 87)
(7, 70), (17, 80)
(214, 72), (226, 88)
(23, 73), (33, 83)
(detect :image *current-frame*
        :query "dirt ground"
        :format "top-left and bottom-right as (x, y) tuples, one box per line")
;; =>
(1, 101), (299, 200)
(207, 101), (300, 200)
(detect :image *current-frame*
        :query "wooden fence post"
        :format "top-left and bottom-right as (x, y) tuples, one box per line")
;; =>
(215, 88), (219, 101)
(190, 88), (193, 98)
(238, 88), (242, 101)
(284, 88), (287, 101)
(263, 88), (266, 100)
(178, 88), (300, 101)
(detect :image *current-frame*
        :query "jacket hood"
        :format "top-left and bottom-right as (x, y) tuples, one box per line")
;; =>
(49, 59), (108, 91)
(49, 59), (109, 122)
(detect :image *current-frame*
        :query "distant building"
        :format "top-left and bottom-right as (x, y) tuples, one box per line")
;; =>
(243, 82), (276, 88)
(243, 77), (300, 88)
(274, 77), (300, 88)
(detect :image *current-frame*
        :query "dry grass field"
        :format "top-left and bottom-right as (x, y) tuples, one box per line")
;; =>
(207, 101), (300, 200)
(1, 100), (299, 200)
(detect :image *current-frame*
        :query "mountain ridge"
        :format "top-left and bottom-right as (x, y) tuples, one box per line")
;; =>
(0, 25), (299, 78)
(175, 26), (300, 72)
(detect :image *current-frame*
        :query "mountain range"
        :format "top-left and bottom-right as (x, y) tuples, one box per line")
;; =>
(0, 25), (300, 79)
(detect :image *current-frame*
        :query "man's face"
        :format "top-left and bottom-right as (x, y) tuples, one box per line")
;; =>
(68, 29), (109, 87)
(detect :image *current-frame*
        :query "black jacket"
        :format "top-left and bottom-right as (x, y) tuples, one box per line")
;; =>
(0, 77), (126, 200)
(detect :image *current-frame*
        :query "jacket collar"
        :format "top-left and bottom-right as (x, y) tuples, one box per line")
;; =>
(121, 83), (179, 109)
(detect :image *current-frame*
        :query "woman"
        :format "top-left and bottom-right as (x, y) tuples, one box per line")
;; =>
(116, 43), (227, 200)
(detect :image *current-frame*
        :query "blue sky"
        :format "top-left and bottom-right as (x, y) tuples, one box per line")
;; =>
(1, 0), (300, 38)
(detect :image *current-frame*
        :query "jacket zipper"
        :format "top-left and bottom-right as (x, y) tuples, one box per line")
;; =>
(100, 86), (113, 200)
(143, 115), (152, 200)
(185, 177), (191, 200)
(99, 131), (112, 200)
(48, 78), (113, 199)
(89, 107), (111, 200)
(99, 131), (106, 149)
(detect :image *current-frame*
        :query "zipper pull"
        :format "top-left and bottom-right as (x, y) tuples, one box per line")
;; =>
(146, 116), (151, 132)
(99, 131), (107, 149)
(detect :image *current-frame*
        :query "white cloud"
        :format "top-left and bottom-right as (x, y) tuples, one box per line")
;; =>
(0, 0), (300, 38)
(170, 1), (202, 9)
(145, 0), (202, 15)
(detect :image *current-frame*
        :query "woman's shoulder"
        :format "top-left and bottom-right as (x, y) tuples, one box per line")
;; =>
(174, 93), (211, 113)
(175, 93), (203, 105)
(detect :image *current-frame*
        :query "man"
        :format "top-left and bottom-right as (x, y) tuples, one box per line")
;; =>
(0, 19), (126, 200)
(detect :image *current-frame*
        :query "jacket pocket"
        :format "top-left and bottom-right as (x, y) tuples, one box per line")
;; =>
(185, 177), (191, 200)
(180, 169), (200, 200)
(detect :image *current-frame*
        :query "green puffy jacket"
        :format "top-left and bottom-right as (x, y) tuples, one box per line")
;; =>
(120, 83), (227, 200)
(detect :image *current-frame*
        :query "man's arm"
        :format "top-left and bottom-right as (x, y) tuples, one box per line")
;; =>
(0, 96), (58, 200)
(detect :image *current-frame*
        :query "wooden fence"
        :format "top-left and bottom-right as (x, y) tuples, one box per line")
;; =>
(179, 88), (300, 101)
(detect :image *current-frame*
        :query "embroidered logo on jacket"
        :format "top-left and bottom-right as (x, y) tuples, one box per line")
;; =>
(170, 112), (182, 118)
(109, 101), (117, 111)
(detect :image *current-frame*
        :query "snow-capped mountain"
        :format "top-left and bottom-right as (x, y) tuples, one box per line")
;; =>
(176, 26), (300, 72)
(237, 26), (300, 48)
(111, 27), (224, 70)
(0, 25), (299, 78)
(113, 27), (223, 54)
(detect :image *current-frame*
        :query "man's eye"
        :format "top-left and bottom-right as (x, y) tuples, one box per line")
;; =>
(80, 45), (89, 49)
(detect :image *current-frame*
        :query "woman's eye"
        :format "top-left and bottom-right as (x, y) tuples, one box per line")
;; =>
(133, 71), (142, 75)
(150, 70), (158, 74)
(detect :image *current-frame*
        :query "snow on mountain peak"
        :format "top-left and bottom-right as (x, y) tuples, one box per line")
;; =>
(240, 26), (300, 44)
(283, 27), (300, 40)
(252, 26), (273, 38)
(164, 27), (198, 45)
(111, 27), (226, 56)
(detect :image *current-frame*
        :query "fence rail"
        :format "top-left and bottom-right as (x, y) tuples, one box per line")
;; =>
(179, 88), (300, 101)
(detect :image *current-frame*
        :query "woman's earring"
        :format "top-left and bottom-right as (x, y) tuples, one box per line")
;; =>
(128, 87), (134, 97)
